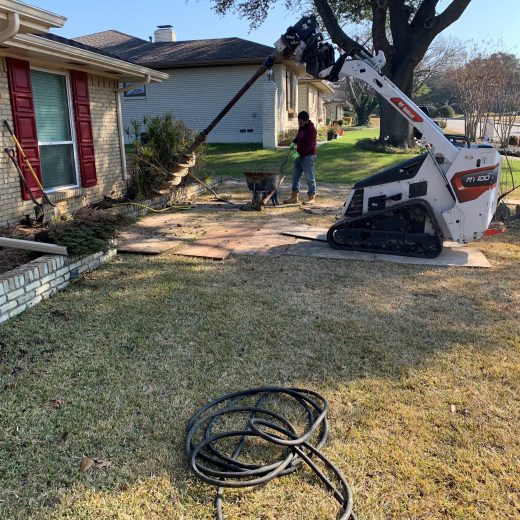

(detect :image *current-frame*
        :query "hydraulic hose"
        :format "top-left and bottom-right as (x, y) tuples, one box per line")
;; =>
(186, 386), (356, 519)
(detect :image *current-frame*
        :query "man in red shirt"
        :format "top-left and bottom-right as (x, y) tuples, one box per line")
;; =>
(284, 111), (317, 205)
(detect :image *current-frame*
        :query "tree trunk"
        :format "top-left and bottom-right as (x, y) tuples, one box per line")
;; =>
(378, 76), (414, 147)
(379, 99), (413, 146)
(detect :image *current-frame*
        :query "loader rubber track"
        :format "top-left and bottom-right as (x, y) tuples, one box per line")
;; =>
(327, 199), (444, 258)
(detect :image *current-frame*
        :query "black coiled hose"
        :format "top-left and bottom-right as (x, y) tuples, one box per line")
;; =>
(186, 386), (356, 519)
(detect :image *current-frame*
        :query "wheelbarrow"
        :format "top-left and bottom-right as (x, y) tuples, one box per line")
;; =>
(243, 171), (283, 210)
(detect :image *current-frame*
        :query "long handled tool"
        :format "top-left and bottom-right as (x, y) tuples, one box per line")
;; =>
(4, 147), (45, 222)
(3, 120), (55, 207)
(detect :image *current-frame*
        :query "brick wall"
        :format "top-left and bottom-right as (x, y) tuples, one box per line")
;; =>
(0, 59), (125, 227)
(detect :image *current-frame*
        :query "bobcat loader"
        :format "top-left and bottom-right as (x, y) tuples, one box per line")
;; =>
(276, 15), (502, 258)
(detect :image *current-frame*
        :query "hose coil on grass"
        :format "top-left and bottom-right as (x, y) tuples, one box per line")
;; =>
(186, 386), (356, 519)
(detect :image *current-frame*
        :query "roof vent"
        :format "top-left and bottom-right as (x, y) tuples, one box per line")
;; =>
(154, 25), (176, 43)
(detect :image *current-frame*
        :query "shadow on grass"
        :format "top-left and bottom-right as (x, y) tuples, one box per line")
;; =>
(0, 230), (518, 518)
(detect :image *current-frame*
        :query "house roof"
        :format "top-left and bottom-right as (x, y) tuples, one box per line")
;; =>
(74, 30), (276, 69)
(39, 32), (139, 65)
(1, 32), (168, 83)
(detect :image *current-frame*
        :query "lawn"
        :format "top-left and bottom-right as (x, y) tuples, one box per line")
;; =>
(204, 128), (520, 193)
(0, 192), (519, 519)
(204, 128), (417, 185)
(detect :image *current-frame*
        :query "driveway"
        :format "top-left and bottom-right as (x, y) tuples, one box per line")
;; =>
(446, 117), (520, 138)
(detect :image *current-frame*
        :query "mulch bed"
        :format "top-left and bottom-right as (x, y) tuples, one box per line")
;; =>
(0, 225), (44, 275)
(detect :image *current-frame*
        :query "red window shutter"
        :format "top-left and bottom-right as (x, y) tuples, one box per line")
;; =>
(6, 58), (44, 200)
(70, 70), (97, 187)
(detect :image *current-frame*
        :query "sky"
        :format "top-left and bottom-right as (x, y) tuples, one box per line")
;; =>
(33, 0), (520, 54)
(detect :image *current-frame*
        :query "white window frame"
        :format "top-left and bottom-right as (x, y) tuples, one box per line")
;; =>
(31, 67), (81, 192)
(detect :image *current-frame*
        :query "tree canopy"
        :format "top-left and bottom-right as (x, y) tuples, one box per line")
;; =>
(211, 0), (472, 146)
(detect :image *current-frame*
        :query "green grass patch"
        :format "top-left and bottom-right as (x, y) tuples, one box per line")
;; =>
(205, 129), (520, 193)
(205, 129), (417, 185)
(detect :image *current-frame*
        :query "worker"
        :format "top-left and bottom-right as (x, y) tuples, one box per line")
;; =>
(284, 111), (317, 205)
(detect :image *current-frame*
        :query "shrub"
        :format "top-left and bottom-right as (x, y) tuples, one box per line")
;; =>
(317, 125), (328, 141)
(44, 208), (131, 256)
(277, 129), (297, 146)
(508, 135), (519, 146)
(437, 105), (455, 119)
(436, 119), (448, 129)
(355, 138), (420, 154)
(426, 106), (439, 118)
(126, 113), (205, 199)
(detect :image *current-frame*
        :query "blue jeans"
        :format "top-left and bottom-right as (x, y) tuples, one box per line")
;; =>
(292, 154), (316, 195)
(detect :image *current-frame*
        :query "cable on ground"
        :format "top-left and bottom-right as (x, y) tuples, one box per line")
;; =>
(186, 386), (356, 519)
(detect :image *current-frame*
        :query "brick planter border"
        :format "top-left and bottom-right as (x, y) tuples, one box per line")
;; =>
(0, 178), (223, 324)
(0, 250), (116, 324)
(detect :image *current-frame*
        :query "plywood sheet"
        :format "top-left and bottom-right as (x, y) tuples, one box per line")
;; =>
(232, 233), (302, 256)
(281, 226), (328, 242)
(173, 243), (233, 260)
(285, 239), (490, 267)
(230, 218), (306, 256)
(375, 246), (491, 268)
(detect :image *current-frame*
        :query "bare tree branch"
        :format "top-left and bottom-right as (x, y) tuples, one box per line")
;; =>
(313, 0), (368, 54)
(431, 0), (471, 36)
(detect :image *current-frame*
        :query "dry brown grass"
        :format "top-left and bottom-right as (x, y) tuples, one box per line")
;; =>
(0, 184), (518, 520)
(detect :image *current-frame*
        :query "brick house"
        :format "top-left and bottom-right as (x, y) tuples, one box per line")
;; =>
(0, 1), (167, 227)
(75, 26), (332, 148)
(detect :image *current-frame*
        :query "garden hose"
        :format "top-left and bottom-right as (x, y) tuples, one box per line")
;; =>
(186, 386), (357, 519)
(112, 201), (192, 213)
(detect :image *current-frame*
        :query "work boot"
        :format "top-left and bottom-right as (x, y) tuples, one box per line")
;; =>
(303, 194), (316, 205)
(283, 191), (299, 204)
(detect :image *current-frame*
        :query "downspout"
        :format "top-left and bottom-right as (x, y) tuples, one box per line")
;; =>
(0, 12), (20, 43)
(115, 74), (151, 180)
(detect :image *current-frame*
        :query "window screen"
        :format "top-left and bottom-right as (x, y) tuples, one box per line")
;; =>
(31, 70), (77, 189)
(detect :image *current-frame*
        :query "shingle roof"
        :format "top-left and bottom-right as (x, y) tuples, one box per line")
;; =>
(74, 30), (275, 69)
(39, 32), (141, 65)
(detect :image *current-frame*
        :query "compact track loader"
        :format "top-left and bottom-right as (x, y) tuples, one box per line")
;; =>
(276, 15), (502, 258)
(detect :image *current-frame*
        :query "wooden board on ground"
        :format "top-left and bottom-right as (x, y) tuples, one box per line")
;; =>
(117, 239), (179, 255)
(285, 238), (490, 267)
(375, 247), (491, 268)
(231, 235), (298, 256)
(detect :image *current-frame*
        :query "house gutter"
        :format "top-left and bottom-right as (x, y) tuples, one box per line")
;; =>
(116, 75), (152, 180)
(7, 34), (168, 81)
(0, 12), (20, 43)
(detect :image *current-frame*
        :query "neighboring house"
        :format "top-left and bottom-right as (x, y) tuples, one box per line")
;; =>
(0, 1), (166, 227)
(323, 84), (350, 123)
(75, 26), (332, 148)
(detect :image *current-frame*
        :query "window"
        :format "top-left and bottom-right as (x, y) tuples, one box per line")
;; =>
(123, 83), (146, 97)
(31, 69), (78, 190)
